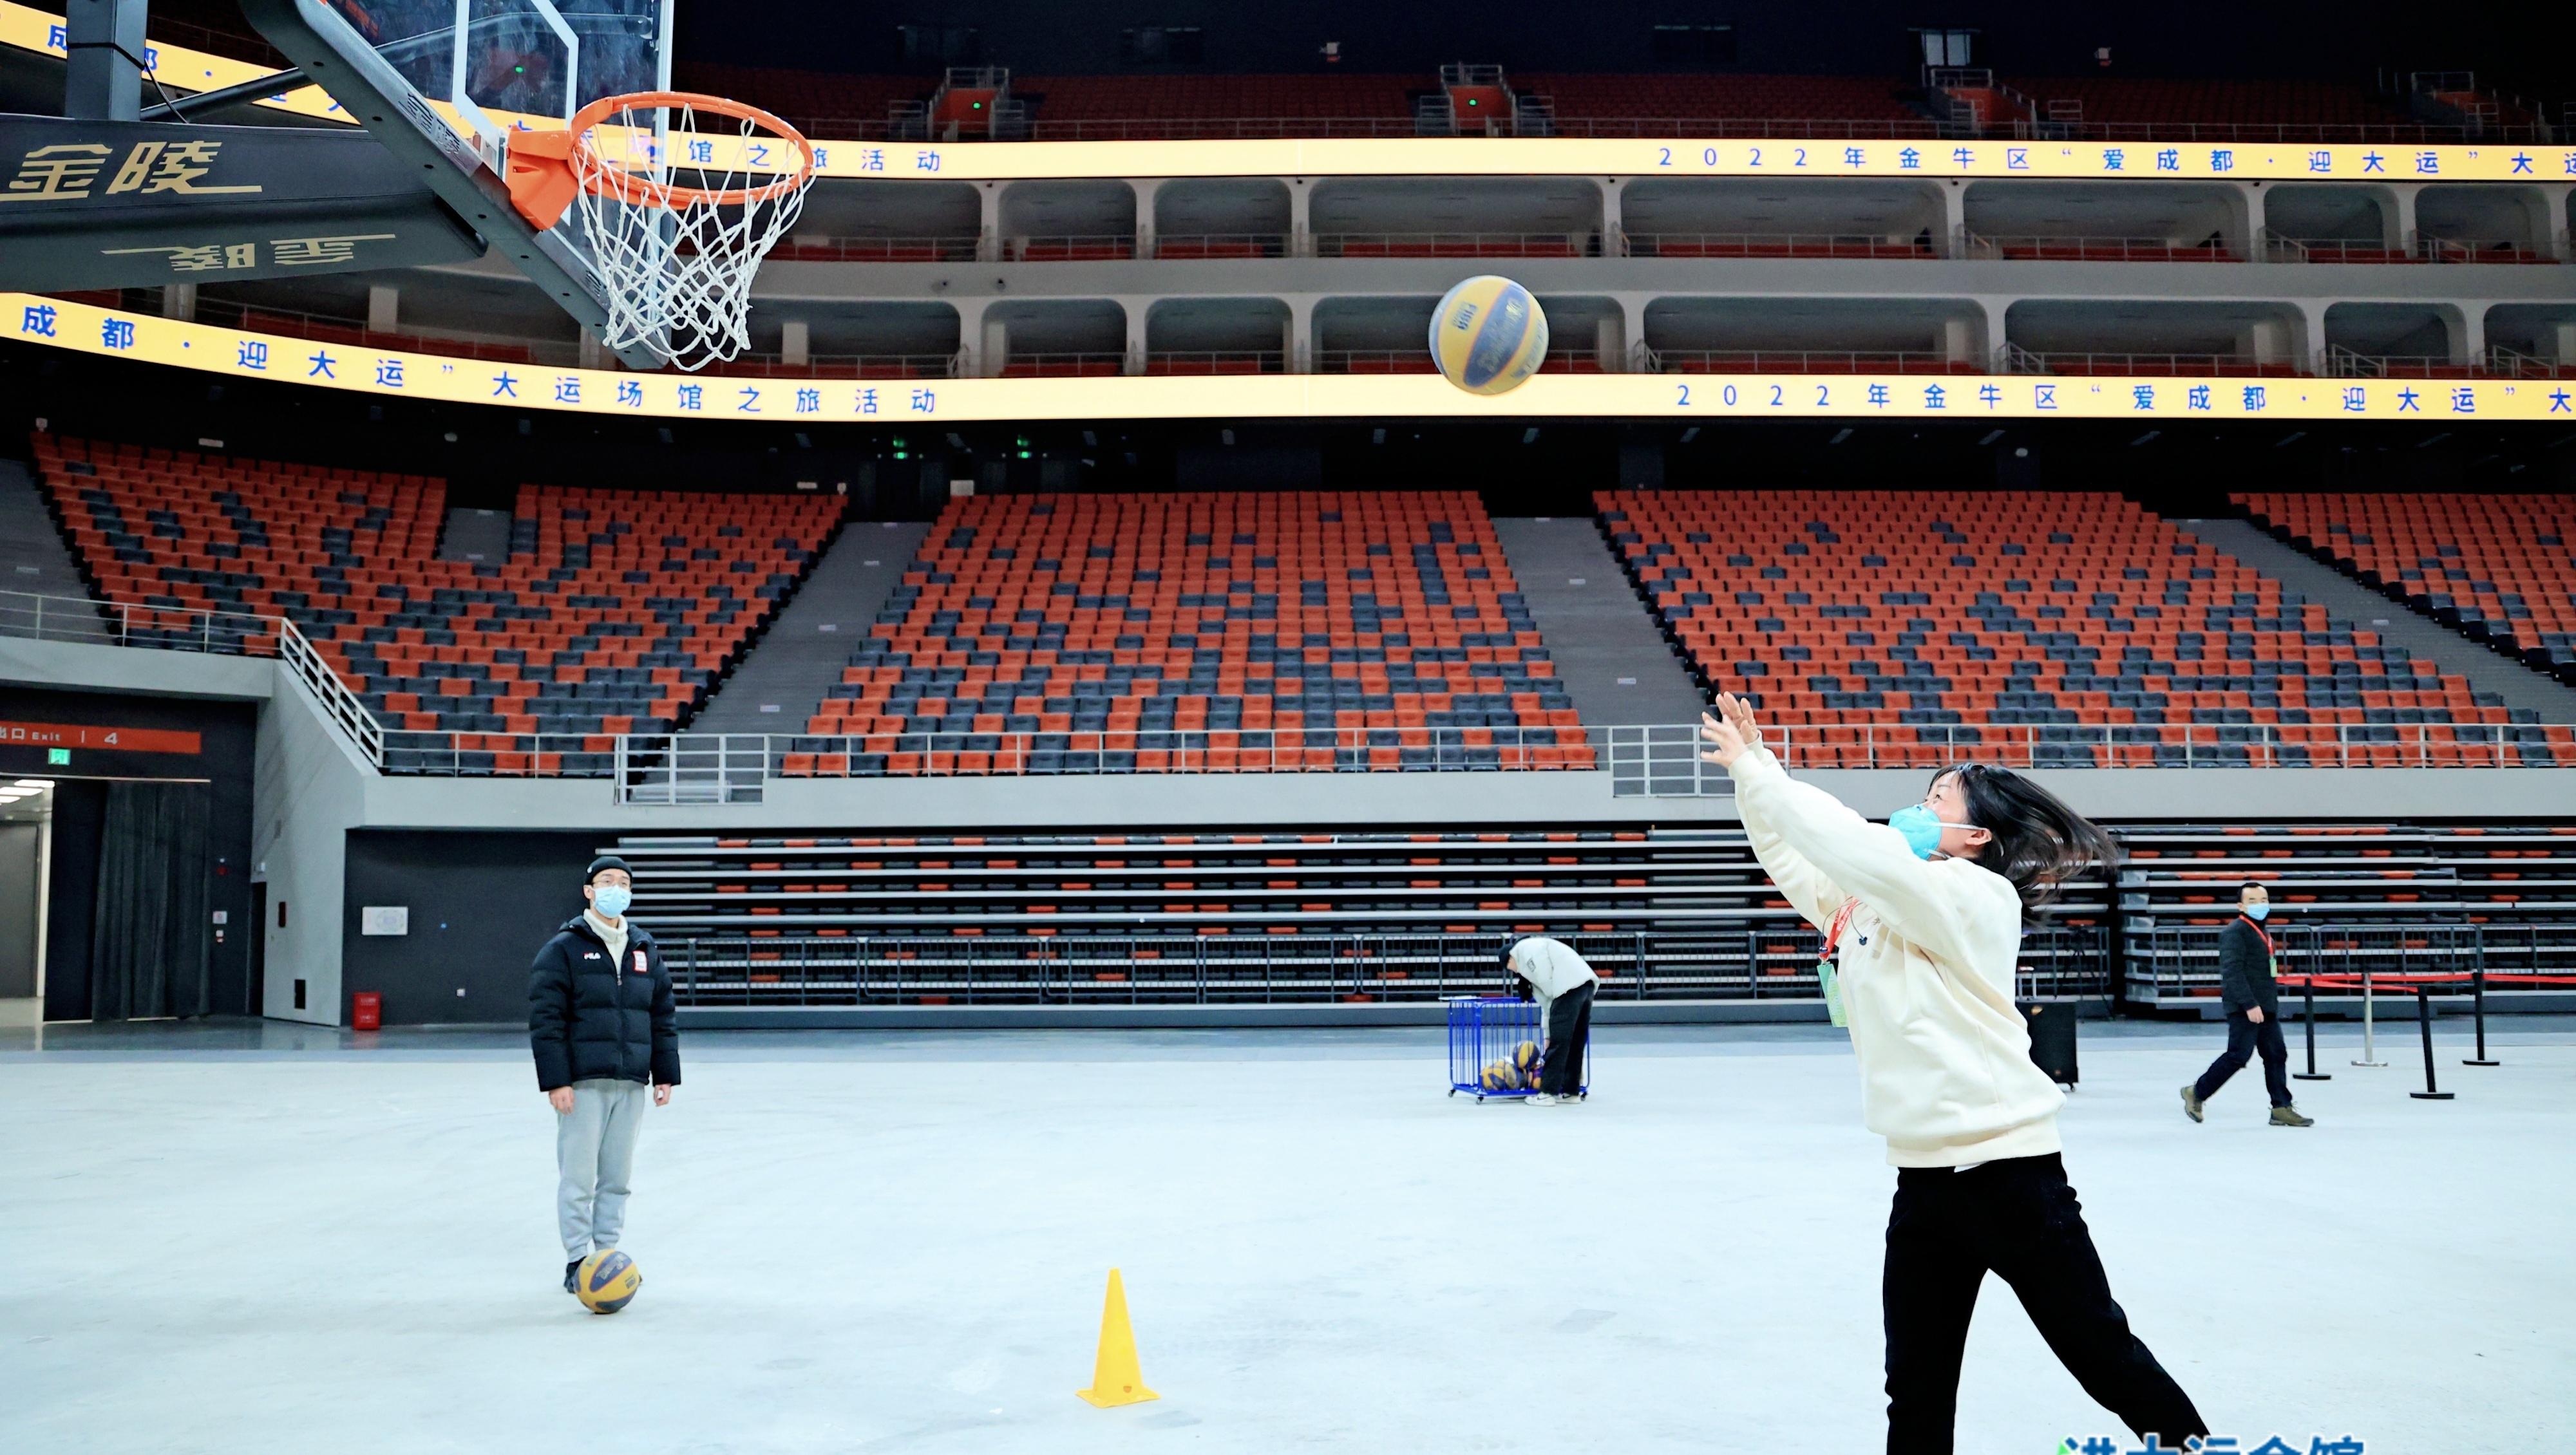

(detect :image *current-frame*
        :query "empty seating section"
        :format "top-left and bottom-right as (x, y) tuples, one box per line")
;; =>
(798, 491), (1586, 774)
(1017, 74), (1417, 121)
(611, 823), (2569, 1009)
(2237, 493), (2576, 682)
(637, 66), (2429, 138)
(35, 436), (839, 774)
(1520, 73), (1914, 121)
(35, 434), (428, 657)
(611, 829), (2110, 1004)
(1598, 489), (2537, 768)
(670, 62), (926, 127)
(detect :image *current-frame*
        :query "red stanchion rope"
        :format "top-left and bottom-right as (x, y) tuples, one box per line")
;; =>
(2277, 972), (2576, 991)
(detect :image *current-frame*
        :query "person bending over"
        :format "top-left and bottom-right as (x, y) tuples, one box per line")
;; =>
(1504, 934), (1596, 1107)
(2182, 881), (2313, 1127)
(1700, 693), (2205, 1454)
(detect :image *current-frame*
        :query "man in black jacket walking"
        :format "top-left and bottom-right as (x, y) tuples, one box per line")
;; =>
(2181, 883), (2314, 1127)
(530, 855), (681, 1293)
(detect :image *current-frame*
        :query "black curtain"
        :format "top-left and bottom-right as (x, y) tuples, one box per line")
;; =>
(42, 779), (105, 1022)
(89, 782), (213, 1020)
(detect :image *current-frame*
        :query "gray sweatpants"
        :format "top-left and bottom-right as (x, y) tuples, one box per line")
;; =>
(556, 1078), (648, 1259)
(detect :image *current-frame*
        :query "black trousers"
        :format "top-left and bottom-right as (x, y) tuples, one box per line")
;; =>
(1540, 982), (1593, 1094)
(1884, 1153), (2204, 1454)
(2193, 1008), (2291, 1107)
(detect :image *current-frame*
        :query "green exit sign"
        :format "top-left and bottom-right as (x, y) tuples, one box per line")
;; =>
(47, 747), (69, 765)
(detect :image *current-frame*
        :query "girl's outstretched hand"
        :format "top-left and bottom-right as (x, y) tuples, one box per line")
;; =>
(1699, 691), (1766, 767)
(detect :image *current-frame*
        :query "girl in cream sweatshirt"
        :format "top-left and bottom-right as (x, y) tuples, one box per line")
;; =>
(1700, 693), (2206, 1454)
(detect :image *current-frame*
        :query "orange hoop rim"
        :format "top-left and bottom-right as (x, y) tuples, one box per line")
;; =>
(566, 90), (817, 209)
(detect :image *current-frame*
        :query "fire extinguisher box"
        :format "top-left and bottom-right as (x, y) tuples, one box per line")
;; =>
(352, 992), (383, 1031)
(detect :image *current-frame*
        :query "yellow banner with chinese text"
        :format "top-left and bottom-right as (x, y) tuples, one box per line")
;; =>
(9, 292), (2570, 424)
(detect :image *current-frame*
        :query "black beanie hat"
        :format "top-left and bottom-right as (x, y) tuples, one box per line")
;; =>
(586, 854), (631, 882)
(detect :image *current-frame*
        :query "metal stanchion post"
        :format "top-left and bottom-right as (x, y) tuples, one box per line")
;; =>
(2353, 964), (2387, 1067)
(2293, 974), (2330, 1081)
(2465, 968), (2500, 1067)
(2409, 986), (2454, 1100)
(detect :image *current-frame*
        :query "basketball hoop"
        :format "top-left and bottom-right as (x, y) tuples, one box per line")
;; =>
(505, 91), (817, 372)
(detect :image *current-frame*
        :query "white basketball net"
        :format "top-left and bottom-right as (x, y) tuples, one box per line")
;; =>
(567, 97), (815, 372)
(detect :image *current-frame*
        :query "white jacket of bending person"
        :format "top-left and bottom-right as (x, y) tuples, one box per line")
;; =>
(1509, 935), (1599, 1024)
(1727, 748), (2063, 1167)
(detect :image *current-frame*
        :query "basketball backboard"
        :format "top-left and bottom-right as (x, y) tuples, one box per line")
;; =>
(237, 0), (674, 366)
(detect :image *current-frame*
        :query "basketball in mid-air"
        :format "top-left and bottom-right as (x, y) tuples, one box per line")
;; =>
(1429, 275), (1548, 395)
(575, 1248), (642, 1314)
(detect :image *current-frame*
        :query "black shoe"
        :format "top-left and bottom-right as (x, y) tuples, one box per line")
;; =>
(564, 1258), (582, 1295)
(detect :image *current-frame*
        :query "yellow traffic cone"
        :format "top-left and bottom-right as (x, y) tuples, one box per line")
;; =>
(1075, 1268), (1160, 1407)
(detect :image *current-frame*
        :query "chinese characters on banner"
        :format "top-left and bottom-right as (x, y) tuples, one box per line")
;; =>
(8, 295), (2574, 424)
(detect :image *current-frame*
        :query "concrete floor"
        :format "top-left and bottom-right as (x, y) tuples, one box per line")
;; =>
(3, 1020), (2570, 1454)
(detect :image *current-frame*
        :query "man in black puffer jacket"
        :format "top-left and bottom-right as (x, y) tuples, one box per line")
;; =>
(2181, 881), (2313, 1129)
(530, 855), (680, 1294)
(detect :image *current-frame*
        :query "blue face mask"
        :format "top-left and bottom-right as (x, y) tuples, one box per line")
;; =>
(2244, 902), (2270, 921)
(591, 884), (632, 918)
(1888, 803), (1973, 860)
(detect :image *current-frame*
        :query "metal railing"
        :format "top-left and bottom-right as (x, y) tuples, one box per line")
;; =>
(1140, 351), (1288, 375)
(2011, 118), (2523, 144)
(1962, 232), (2239, 263)
(614, 728), (1608, 803)
(2125, 919), (2486, 1006)
(1636, 346), (1971, 375)
(1007, 235), (1142, 261)
(1313, 350), (1439, 374)
(2324, 346), (2485, 379)
(1749, 720), (2553, 773)
(2260, 234), (2418, 265)
(2001, 350), (2296, 377)
(383, 730), (615, 776)
(281, 619), (385, 766)
(1622, 230), (1940, 259)
(2416, 237), (2561, 265)
(1316, 231), (1599, 258)
(700, 353), (960, 380)
(1, 590), (383, 767)
(992, 350), (1132, 377)
(766, 235), (981, 263)
(594, 718), (2569, 800)
(1150, 233), (1292, 259)
(2485, 347), (2576, 379)
(2, 589), (273, 656)
(650, 923), (2107, 1008)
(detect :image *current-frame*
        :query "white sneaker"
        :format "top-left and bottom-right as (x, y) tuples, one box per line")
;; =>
(1525, 1093), (1561, 1106)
